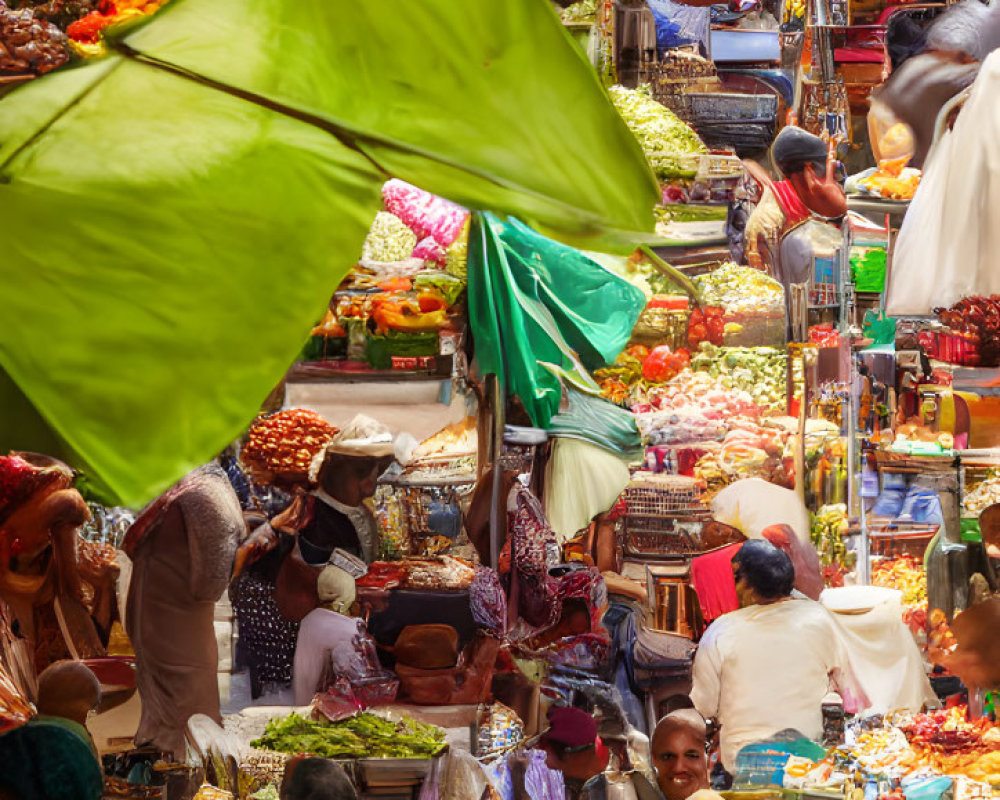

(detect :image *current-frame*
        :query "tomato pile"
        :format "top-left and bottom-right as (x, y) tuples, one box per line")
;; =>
(639, 344), (691, 383)
(687, 305), (724, 349)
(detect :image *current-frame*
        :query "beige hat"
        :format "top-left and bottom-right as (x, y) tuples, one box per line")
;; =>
(308, 414), (396, 481)
(317, 565), (357, 614)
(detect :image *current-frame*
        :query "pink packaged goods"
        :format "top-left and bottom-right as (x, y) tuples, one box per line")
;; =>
(382, 179), (470, 248)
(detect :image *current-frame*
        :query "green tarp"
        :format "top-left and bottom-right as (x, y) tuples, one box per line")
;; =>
(0, 0), (659, 506)
(468, 213), (646, 429)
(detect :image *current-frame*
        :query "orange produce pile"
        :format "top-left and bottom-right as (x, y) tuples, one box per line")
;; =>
(899, 706), (1000, 785)
(872, 556), (927, 634)
(242, 409), (338, 477)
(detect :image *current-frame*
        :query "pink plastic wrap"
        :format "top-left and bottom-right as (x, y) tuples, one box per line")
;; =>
(382, 179), (470, 248)
(412, 235), (446, 264)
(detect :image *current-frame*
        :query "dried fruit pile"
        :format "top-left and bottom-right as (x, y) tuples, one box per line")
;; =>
(242, 409), (338, 479)
(872, 555), (927, 634)
(0, 5), (69, 74)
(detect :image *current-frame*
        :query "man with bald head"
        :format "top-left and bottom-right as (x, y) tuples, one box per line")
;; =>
(651, 710), (711, 800)
(35, 659), (102, 754)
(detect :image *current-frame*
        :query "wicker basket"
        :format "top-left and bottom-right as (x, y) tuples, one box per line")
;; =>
(648, 50), (721, 122)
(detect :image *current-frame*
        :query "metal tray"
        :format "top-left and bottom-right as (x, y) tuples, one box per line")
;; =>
(686, 92), (778, 122)
(357, 757), (436, 788)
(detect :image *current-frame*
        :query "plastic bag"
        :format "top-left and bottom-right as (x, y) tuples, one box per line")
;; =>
(382, 179), (470, 248)
(647, 0), (710, 53)
(543, 438), (630, 542)
(851, 248), (887, 293)
(470, 566), (507, 636)
(523, 750), (564, 800)
(863, 309), (896, 346)
(886, 51), (1000, 315)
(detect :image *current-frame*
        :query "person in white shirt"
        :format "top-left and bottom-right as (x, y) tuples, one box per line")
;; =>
(292, 565), (382, 706)
(690, 540), (866, 771)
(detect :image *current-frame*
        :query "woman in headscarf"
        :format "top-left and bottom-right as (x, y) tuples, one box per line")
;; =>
(124, 462), (243, 757)
(0, 453), (105, 672)
(292, 564), (390, 706)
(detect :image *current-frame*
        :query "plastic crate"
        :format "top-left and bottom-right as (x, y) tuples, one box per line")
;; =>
(868, 524), (937, 559)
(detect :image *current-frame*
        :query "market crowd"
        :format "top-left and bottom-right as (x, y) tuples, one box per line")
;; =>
(0, 427), (949, 800)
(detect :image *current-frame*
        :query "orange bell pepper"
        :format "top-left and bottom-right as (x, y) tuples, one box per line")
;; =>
(371, 292), (448, 333)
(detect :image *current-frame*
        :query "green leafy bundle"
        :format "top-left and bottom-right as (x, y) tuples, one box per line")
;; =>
(609, 85), (707, 180)
(251, 713), (447, 760)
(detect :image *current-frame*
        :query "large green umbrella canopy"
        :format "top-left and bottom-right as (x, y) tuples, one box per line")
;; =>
(0, 0), (658, 506)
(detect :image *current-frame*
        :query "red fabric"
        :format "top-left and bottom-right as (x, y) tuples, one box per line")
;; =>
(772, 179), (812, 228)
(0, 456), (51, 525)
(542, 706), (597, 748)
(761, 524), (825, 601)
(690, 543), (742, 621)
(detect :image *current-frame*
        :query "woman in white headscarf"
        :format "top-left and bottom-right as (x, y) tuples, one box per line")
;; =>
(292, 565), (389, 706)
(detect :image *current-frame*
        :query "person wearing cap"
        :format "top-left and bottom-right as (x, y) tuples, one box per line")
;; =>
(292, 565), (386, 706)
(536, 705), (661, 800)
(690, 541), (865, 774)
(269, 414), (396, 566)
(742, 126), (846, 303)
(651, 710), (712, 800)
(538, 706), (612, 800)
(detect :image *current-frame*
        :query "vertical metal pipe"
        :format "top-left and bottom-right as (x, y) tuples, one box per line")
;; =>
(488, 374), (505, 570)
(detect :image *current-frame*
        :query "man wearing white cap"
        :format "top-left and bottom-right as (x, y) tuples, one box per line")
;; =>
(273, 414), (395, 565)
(292, 564), (383, 706)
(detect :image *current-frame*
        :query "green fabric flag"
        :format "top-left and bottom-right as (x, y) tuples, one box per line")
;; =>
(468, 213), (647, 428)
(0, 0), (659, 506)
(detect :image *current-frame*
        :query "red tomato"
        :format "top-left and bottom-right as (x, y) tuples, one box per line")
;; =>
(626, 345), (650, 362)
(642, 345), (676, 383)
(707, 317), (725, 345)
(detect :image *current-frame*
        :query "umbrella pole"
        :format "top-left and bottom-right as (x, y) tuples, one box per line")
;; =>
(488, 373), (505, 570)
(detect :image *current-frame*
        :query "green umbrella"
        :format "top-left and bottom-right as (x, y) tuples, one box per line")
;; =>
(0, 0), (658, 506)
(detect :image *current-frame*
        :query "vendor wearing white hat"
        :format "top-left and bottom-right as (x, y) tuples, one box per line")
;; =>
(272, 414), (395, 565)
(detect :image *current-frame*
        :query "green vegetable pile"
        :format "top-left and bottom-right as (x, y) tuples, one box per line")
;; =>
(689, 343), (788, 414)
(561, 0), (597, 23)
(361, 211), (418, 263)
(608, 85), (707, 181)
(251, 712), (447, 760)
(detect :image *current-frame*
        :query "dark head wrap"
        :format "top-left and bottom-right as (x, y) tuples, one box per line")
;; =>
(771, 126), (827, 179)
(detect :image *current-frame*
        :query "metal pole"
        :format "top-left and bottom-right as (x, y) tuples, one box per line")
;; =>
(487, 373), (505, 570)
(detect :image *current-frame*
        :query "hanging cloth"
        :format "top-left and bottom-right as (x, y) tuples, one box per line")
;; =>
(690, 543), (742, 621)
